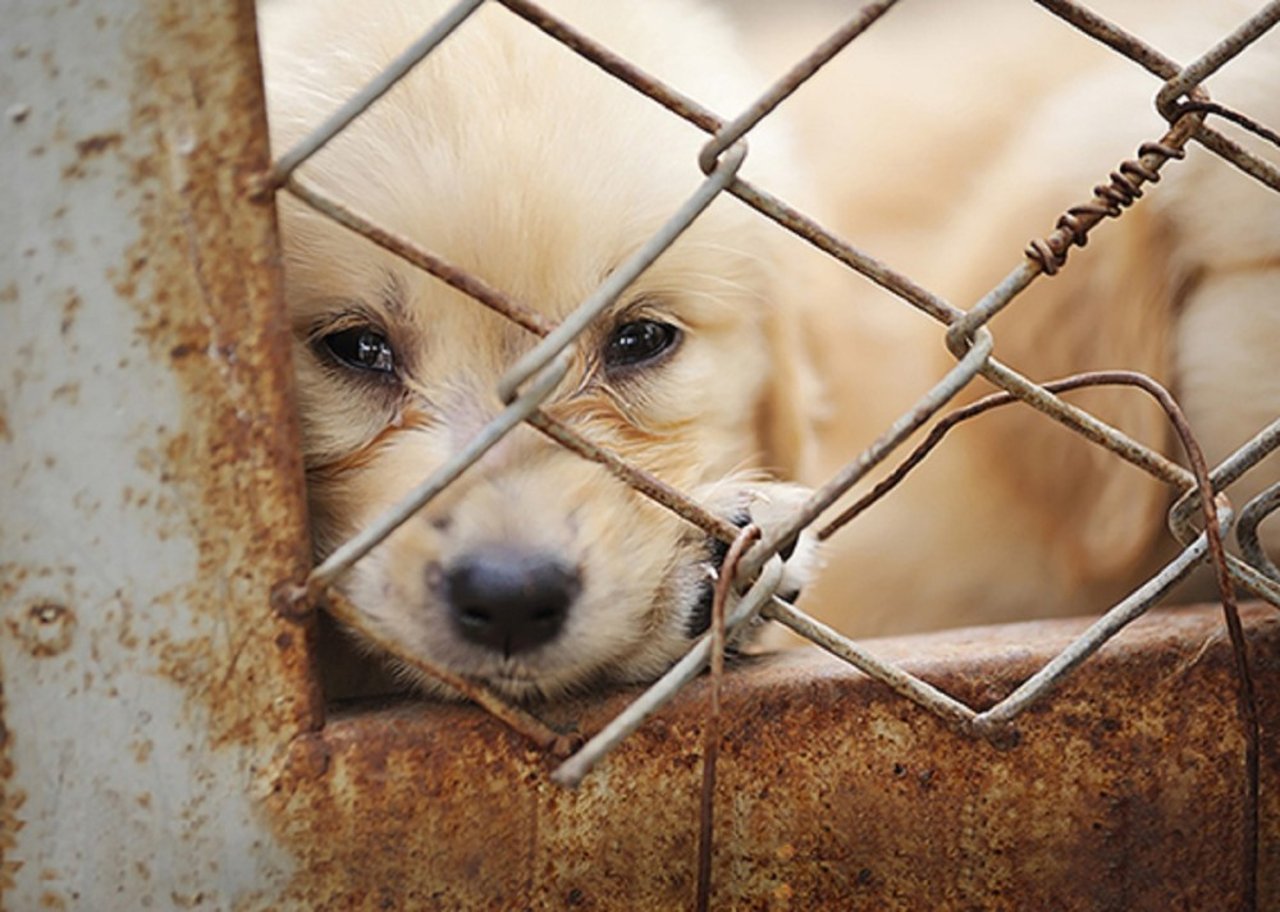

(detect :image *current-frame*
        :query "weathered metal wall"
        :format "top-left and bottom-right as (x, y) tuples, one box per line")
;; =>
(1, 0), (318, 906)
(3, 0), (1277, 909)
(264, 605), (1278, 910)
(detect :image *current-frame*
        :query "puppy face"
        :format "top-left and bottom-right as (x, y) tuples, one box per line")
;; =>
(261, 0), (813, 697)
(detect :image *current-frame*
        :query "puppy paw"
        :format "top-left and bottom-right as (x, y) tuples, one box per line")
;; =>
(688, 480), (821, 631)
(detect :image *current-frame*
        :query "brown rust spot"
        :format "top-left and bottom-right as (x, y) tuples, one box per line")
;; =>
(168, 890), (207, 909)
(131, 739), (154, 764)
(72, 132), (122, 158)
(282, 733), (331, 786)
(0, 681), (14, 894)
(8, 603), (77, 658)
(104, 0), (321, 752)
(50, 383), (79, 406)
(37, 50), (60, 80)
(59, 293), (81, 336)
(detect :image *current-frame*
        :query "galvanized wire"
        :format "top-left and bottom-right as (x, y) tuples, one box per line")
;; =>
(284, 176), (554, 336)
(696, 524), (761, 912)
(263, 0), (1280, 840)
(265, 0), (486, 187)
(762, 597), (978, 730)
(743, 329), (994, 579)
(697, 0), (900, 173)
(302, 351), (571, 594)
(320, 587), (576, 755)
(975, 506), (1229, 727)
(1239, 483), (1280, 585)
(1155, 2), (1280, 122)
(496, 142), (748, 404)
(1155, 0), (1280, 196)
(1035, 0), (1280, 194)
(551, 556), (786, 788)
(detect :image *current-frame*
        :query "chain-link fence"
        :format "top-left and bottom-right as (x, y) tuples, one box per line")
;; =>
(260, 0), (1280, 905)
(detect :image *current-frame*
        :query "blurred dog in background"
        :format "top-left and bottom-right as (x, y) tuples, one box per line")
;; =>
(741, 0), (1280, 635)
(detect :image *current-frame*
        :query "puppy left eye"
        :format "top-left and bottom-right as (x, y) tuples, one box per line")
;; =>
(320, 326), (397, 375)
(604, 320), (681, 370)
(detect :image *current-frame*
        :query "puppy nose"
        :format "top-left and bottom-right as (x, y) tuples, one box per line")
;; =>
(444, 547), (581, 655)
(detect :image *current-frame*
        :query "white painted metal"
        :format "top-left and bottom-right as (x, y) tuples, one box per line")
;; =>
(1, 2), (313, 906)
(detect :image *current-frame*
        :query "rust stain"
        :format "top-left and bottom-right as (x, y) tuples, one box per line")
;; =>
(49, 383), (79, 406)
(107, 0), (321, 752)
(169, 889), (208, 909)
(58, 293), (81, 336)
(72, 132), (122, 159)
(0, 678), (15, 895)
(7, 603), (77, 658)
(147, 631), (210, 690)
(257, 605), (1277, 909)
(131, 739), (154, 765)
(1, 6), (326, 900)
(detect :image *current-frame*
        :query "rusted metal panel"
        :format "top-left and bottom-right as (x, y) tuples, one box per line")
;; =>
(3, 0), (1276, 908)
(1, 0), (315, 907)
(263, 604), (1276, 910)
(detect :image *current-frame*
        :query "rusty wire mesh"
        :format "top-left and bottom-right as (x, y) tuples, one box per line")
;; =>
(262, 0), (1280, 903)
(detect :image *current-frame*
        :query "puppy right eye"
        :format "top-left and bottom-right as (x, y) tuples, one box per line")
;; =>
(604, 319), (681, 371)
(320, 326), (397, 375)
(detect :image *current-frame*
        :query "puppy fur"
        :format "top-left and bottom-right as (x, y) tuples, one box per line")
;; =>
(260, 0), (818, 699)
(744, 0), (1280, 635)
(261, 0), (1280, 696)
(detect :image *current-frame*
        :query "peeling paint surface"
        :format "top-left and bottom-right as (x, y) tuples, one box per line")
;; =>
(1, 0), (314, 907)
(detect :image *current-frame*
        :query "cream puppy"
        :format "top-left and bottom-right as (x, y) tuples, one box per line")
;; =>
(259, 0), (818, 698)
(262, 0), (1280, 698)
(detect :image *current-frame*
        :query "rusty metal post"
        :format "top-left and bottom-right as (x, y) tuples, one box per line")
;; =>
(1, 0), (317, 907)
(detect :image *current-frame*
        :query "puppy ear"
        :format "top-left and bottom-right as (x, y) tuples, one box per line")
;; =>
(975, 202), (1183, 580)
